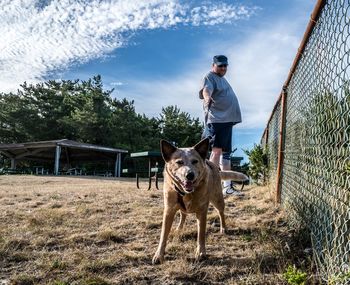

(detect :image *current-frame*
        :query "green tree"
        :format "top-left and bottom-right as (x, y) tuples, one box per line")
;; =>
(0, 76), (203, 153)
(66, 75), (113, 145)
(0, 92), (31, 143)
(159, 105), (202, 147)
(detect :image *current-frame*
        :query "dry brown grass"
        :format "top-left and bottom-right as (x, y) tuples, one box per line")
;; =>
(0, 175), (318, 284)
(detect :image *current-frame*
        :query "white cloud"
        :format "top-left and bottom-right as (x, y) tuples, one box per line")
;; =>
(0, 0), (256, 92)
(110, 81), (124, 87)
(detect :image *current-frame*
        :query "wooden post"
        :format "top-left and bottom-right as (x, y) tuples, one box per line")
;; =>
(54, 146), (61, 175)
(276, 88), (288, 203)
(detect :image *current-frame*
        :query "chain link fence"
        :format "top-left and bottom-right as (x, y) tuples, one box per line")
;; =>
(262, 0), (350, 283)
(261, 99), (282, 188)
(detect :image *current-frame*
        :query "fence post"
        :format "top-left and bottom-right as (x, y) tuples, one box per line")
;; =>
(275, 87), (288, 203)
(54, 145), (61, 175)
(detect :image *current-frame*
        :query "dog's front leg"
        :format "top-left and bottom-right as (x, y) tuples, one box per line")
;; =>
(176, 211), (187, 231)
(195, 209), (208, 261)
(152, 207), (177, 264)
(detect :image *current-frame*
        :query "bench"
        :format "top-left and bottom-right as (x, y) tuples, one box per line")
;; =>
(1, 168), (20, 175)
(122, 163), (164, 190)
(65, 168), (82, 175)
(122, 167), (163, 174)
(0, 168), (34, 175)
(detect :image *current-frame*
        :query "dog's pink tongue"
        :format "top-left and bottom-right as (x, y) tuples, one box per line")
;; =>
(184, 181), (193, 191)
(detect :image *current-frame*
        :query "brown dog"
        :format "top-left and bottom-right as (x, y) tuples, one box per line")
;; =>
(152, 138), (248, 264)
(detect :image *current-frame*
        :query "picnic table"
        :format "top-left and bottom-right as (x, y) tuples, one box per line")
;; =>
(126, 151), (164, 190)
(33, 166), (48, 175)
(66, 168), (82, 175)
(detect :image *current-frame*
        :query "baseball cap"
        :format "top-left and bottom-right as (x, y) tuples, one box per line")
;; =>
(213, 55), (228, 65)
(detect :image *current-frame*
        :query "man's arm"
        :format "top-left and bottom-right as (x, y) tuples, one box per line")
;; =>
(202, 87), (214, 107)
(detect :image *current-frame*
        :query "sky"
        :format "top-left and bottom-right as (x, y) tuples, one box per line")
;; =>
(1, 0), (316, 160)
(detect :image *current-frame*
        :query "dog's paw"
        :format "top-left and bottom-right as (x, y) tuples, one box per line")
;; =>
(152, 252), (164, 265)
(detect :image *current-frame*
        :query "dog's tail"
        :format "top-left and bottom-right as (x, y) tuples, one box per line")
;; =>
(219, 171), (249, 182)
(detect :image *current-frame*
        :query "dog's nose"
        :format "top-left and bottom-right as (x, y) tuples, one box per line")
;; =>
(186, 172), (195, 181)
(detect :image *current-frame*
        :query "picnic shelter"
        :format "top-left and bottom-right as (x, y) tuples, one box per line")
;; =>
(0, 139), (128, 177)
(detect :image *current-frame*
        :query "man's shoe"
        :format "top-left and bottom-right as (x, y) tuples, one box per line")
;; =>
(222, 184), (245, 197)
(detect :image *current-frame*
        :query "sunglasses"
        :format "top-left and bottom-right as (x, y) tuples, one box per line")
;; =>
(217, 64), (228, 68)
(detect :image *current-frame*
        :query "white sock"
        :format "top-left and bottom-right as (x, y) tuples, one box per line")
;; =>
(220, 156), (231, 188)
(219, 156), (223, 170)
(221, 157), (231, 170)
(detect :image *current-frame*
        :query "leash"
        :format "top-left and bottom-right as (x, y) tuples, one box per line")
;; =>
(206, 160), (246, 191)
(236, 182), (245, 191)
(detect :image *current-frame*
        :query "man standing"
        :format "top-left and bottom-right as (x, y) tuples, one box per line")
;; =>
(199, 55), (244, 196)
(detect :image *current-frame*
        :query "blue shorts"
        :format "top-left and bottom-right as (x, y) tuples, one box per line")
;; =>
(206, 122), (233, 152)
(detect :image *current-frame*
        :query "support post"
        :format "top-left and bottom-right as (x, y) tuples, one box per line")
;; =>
(118, 153), (121, 177)
(54, 146), (61, 175)
(114, 153), (119, 177)
(115, 153), (122, 177)
(11, 158), (16, 169)
(276, 87), (288, 203)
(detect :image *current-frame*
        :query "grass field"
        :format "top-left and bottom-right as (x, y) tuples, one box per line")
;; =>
(0, 175), (318, 284)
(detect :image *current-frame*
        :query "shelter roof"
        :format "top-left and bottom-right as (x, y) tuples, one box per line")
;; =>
(0, 139), (128, 153)
(0, 139), (128, 162)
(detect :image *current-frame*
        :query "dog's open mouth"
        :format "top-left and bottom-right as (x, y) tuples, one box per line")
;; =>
(181, 180), (194, 193)
(173, 174), (196, 194)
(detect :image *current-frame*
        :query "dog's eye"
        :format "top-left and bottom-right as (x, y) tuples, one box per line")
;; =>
(176, 160), (184, 165)
(191, 160), (199, 164)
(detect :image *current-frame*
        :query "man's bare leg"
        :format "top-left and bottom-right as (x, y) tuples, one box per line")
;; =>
(209, 147), (222, 167)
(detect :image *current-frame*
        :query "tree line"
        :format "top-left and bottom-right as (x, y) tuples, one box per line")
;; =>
(0, 75), (203, 152)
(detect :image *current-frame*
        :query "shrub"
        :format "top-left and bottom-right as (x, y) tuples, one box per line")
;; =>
(244, 144), (268, 185)
(283, 265), (307, 285)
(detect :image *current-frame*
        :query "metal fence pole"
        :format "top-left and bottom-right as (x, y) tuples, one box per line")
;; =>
(275, 88), (287, 203)
(264, 128), (269, 147)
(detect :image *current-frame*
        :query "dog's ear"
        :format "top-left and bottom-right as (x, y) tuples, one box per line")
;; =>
(160, 140), (178, 162)
(193, 138), (209, 160)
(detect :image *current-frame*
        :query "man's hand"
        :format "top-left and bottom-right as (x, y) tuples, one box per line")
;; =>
(203, 87), (214, 107)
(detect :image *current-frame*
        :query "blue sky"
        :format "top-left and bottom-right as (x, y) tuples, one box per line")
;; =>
(1, 0), (315, 160)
